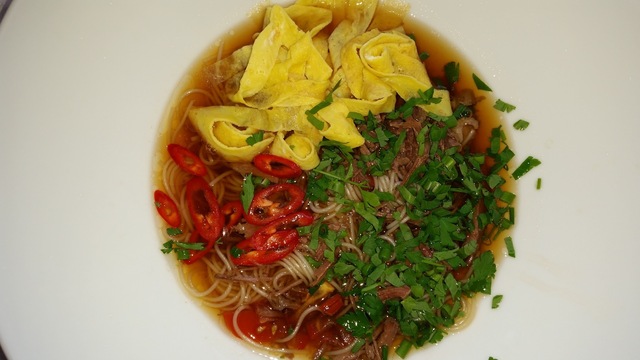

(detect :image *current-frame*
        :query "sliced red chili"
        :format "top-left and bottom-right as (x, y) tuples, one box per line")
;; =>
(245, 183), (305, 225)
(153, 190), (181, 227)
(182, 229), (216, 265)
(247, 211), (314, 247)
(253, 154), (302, 179)
(221, 201), (244, 229)
(168, 143), (207, 176)
(232, 229), (299, 266)
(231, 211), (312, 266)
(318, 294), (344, 316)
(185, 176), (224, 242)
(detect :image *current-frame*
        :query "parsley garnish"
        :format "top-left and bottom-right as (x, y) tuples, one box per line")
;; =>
(464, 251), (497, 294)
(161, 240), (204, 260)
(240, 174), (255, 213)
(238, 174), (271, 214)
(304, 87), (519, 356)
(245, 130), (264, 146)
(166, 227), (183, 236)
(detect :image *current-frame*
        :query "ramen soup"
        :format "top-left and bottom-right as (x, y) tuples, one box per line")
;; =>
(152, 0), (516, 359)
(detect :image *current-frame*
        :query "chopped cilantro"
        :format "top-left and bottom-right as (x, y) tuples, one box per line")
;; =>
(240, 174), (254, 212)
(303, 87), (519, 356)
(464, 251), (496, 294)
(245, 130), (264, 146)
(161, 240), (204, 261)
(166, 227), (183, 236)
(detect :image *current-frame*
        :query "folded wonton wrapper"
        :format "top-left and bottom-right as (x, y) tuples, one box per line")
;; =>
(189, 0), (452, 170)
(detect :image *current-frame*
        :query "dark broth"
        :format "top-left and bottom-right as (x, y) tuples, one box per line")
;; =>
(153, 1), (513, 357)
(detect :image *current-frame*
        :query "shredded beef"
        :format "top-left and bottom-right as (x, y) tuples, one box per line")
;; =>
(377, 317), (400, 349)
(377, 285), (411, 301)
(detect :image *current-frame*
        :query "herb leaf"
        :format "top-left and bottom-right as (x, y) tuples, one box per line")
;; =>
(161, 240), (205, 260)
(245, 130), (264, 146)
(306, 81), (341, 130)
(504, 236), (516, 257)
(240, 174), (255, 212)
(512, 156), (542, 180)
(472, 73), (493, 91)
(513, 119), (530, 130)
(493, 99), (516, 113)
(444, 61), (460, 86)
(166, 227), (183, 236)
(491, 294), (503, 309)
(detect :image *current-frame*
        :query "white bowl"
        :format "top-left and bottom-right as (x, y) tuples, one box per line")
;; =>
(1, 1), (639, 359)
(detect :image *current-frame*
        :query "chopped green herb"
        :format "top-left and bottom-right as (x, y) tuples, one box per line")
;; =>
(301, 87), (518, 356)
(493, 99), (516, 113)
(351, 338), (366, 353)
(306, 113), (325, 131)
(240, 173), (255, 213)
(464, 251), (496, 294)
(245, 130), (264, 146)
(338, 309), (374, 338)
(504, 236), (516, 257)
(492, 294), (503, 309)
(381, 345), (389, 360)
(512, 156), (541, 180)
(444, 61), (460, 85)
(419, 51), (429, 61)
(536, 177), (542, 189)
(472, 73), (493, 91)
(166, 227), (183, 236)
(513, 119), (530, 130)
(230, 246), (243, 258)
(305, 80), (341, 130)
(161, 240), (205, 260)
(395, 339), (413, 359)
